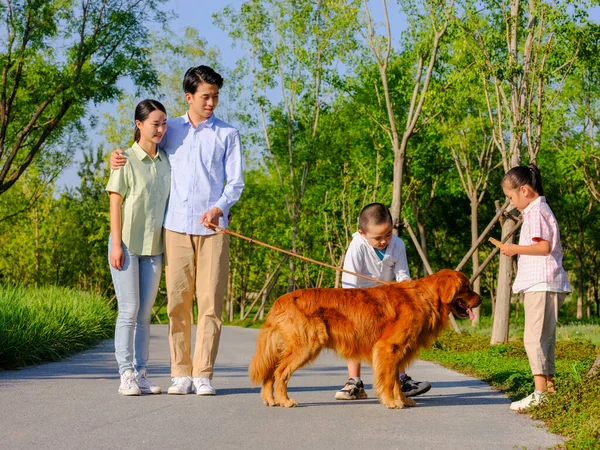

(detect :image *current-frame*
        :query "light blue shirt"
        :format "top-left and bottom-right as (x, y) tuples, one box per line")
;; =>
(161, 113), (244, 235)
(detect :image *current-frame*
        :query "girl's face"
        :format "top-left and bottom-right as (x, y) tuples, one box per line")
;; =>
(136, 109), (167, 145)
(502, 183), (536, 211)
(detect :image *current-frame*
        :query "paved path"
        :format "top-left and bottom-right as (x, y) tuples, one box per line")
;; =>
(0, 325), (563, 449)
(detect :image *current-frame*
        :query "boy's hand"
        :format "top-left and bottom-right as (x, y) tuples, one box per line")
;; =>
(110, 149), (127, 170)
(500, 243), (518, 257)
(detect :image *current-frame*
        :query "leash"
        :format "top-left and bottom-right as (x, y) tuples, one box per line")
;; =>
(206, 223), (390, 286)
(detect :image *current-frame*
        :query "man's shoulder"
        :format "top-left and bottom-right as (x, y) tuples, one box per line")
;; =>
(212, 116), (239, 135)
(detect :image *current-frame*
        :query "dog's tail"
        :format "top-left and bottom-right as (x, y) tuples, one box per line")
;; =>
(249, 321), (281, 385)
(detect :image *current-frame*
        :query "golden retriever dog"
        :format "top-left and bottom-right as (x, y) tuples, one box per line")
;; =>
(249, 269), (481, 409)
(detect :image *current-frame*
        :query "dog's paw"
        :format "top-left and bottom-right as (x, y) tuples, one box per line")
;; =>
(280, 398), (298, 408)
(402, 397), (417, 407)
(393, 399), (406, 409)
(263, 400), (279, 407)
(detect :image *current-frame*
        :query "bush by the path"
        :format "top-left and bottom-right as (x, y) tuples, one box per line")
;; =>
(0, 285), (116, 370)
(422, 329), (600, 449)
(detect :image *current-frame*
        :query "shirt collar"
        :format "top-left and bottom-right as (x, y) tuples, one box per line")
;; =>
(131, 142), (161, 161)
(183, 111), (217, 131)
(523, 195), (544, 215)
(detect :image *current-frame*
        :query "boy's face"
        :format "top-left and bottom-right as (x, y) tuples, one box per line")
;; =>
(359, 221), (393, 250)
(186, 82), (219, 123)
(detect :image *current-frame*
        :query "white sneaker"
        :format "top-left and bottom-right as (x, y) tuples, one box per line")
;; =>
(136, 370), (162, 394)
(118, 369), (141, 396)
(167, 377), (193, 395)
(193, 377), (216, 396)
(509, 392), (544, 412)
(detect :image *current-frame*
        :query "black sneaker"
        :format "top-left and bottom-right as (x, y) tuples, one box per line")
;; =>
(334, 378), (368, 400)
(401, 375), (431, 397)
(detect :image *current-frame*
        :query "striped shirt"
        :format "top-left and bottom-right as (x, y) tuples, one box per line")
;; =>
(512, 196), (571, 293)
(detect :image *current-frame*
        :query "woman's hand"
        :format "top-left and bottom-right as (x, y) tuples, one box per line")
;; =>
(110, 243), (125, 270)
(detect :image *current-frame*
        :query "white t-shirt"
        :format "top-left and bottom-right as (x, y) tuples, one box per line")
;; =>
(341, 232), (410, 288)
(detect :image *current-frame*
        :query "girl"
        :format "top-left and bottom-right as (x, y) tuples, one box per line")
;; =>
(500, 164), (571, 412)
(106, 100), (171, 395)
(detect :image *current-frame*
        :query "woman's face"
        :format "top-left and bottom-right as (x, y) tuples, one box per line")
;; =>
(136, 109), (167, 145)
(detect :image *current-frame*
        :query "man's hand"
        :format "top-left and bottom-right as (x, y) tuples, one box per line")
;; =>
(110, 149), (127, 170)
(200, 207), (223, 229)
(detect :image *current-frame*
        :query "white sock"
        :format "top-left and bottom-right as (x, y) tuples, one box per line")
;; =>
(351, 377), (361, 382)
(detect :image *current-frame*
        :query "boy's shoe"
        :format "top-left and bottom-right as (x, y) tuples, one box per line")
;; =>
(118, 369), (141, 396)
(193, 377), (216, 396)
(335, 378), (368, 400)
(510, 392), (545, 412)
(401, 375), (432, 397)
(167, 377), (194, 395)
(136, 369), (162, 394)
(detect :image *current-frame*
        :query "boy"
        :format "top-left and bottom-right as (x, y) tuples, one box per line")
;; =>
(335, 203), (432, 400)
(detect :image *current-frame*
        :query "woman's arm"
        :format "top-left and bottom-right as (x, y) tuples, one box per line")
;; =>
(109, 192), (125, 270)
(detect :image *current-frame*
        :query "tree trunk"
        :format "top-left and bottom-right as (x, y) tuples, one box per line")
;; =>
(491, 218), (518, 344)
(589, 354), (600, 377)
(471, 199), (481, 326)
(576, 253), (583, 319)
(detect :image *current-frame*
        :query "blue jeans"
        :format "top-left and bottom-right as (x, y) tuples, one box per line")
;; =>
(109, 237), (162, 374)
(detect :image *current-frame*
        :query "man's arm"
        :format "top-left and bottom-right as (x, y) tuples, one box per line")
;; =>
(213, 131), (244, 216)
(110, 149), (127, 170)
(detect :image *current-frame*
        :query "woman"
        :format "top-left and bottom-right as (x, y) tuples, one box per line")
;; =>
(106, 100), (170, 395)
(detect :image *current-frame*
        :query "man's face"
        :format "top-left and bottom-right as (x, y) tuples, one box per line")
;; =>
(359, 221), (393, 250)
(186, 82), (219, 123)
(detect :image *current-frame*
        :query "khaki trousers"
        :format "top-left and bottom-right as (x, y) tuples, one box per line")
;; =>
(164, 229), (229, 378)
(523, 291), (566, 376)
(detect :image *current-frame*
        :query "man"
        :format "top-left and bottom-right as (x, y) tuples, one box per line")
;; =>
(111, 65), (244, 395)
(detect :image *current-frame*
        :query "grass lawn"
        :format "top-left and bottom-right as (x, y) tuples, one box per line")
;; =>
(0, 285), (116, 370)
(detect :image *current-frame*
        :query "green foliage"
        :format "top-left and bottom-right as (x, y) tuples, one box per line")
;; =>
(0, 0), (166, 195)
(0, 285), (116, 369)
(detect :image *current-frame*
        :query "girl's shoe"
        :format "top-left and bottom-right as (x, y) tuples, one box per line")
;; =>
(509, 392), (545, 412)
(136, 370), (162, 394)
(118, 370), (141, 396)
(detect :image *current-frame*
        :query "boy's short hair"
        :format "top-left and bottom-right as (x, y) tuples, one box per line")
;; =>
(183, 65), (224, 94)
(359, 203), (393, 232)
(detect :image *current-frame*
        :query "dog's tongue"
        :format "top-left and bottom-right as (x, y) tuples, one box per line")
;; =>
(468, 308), (474, 321)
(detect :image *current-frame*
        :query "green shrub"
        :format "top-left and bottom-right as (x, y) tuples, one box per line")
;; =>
(0, 285), (116, 370)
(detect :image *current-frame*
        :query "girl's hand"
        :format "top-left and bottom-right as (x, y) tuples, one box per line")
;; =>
(500, 243), (519, 257)
(110, 244), (125, 270)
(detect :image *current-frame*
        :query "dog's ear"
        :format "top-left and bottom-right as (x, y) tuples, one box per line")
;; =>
(436, 269), (463, 304)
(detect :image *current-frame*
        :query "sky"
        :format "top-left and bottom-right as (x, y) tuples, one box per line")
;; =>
(55, 1), (600, 190)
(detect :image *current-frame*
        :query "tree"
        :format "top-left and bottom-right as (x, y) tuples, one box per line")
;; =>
(0, 0), (166, 196)
(459, 0), (589, 344)
(361, 0), (454, 232)
(217, 0), (360, 289)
